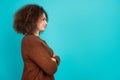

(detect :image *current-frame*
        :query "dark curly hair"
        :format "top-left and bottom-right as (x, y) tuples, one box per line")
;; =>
(13, 4), (48, 35)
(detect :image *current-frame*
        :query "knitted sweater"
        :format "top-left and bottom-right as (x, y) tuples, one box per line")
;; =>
(21, 34), (60, 80)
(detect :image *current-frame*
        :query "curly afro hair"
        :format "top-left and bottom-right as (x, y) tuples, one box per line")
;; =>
(13, 4), (48, 35)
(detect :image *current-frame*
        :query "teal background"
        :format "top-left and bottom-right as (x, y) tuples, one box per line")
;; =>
(0, 0), (120, 80)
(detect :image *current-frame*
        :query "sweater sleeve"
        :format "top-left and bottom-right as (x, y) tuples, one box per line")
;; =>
(53, 56), (60, 65)
(27, 37), (58, 75)
(40, 39), (60, 65)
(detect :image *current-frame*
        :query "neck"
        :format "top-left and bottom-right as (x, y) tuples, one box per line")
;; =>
(33, 31), (39, 37)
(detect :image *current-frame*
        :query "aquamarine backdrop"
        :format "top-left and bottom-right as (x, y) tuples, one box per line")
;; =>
(0, 0), (120, 80)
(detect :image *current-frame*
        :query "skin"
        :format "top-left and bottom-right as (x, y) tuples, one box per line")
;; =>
(33, 13), (56, 62)
(34, 13), (47, 36)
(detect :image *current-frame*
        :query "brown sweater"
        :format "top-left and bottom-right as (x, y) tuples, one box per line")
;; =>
(21, 34), (60, 80)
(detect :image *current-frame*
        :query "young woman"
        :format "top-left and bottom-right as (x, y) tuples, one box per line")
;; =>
(13, 4), (60, 80)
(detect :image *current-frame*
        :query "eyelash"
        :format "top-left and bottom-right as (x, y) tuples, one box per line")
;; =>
(42, 18), (46, 21)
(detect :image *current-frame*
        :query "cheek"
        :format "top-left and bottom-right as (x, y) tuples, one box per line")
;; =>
(37, 23), (42, 29)
(37, 23), (42, 27)
(37, 20), (42, 27)
(37, 23), (45, 30)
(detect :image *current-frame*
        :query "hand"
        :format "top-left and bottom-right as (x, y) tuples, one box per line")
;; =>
(51, 57), (56, 62)
(53, 54), (56, 57)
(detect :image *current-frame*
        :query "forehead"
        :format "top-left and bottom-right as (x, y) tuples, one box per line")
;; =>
(41, 13), (46, 18)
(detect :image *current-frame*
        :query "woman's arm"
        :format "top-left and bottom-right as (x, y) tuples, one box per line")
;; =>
(52, 55), (60, 65)
(25, 37), (59, 75)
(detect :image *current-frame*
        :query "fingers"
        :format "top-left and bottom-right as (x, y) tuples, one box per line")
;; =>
(51, 57), (56, 62)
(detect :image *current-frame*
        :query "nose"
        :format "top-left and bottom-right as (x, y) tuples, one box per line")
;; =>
(45, 20), (47, 24)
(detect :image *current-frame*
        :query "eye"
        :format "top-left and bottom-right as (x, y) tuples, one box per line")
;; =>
(42, 18), (46, 21)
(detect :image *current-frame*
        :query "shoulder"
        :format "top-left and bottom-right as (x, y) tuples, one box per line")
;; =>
(23, 34), (38, 40)
(22, 34), (42, 46)
(22, 34), (40, 41)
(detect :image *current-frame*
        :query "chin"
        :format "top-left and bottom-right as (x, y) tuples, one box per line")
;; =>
(40, 29), (45, 32)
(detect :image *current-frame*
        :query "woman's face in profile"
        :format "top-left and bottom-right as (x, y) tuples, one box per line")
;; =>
(36, 13), (47, 32)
